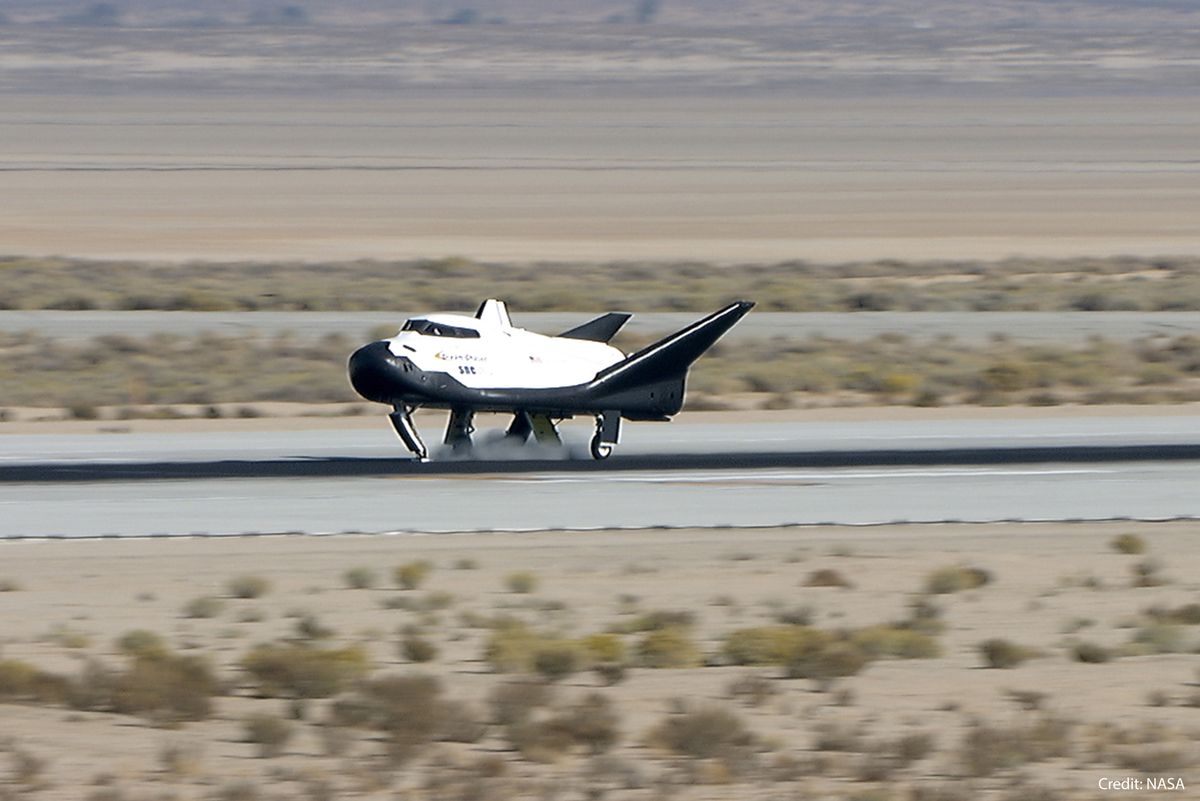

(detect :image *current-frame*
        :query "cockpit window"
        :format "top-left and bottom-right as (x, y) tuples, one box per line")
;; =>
(400, 319), (481, 338)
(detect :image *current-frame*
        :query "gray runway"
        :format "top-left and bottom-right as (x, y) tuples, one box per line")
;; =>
(4, 311), (1199, 344)
(2, 416), (1197, 538)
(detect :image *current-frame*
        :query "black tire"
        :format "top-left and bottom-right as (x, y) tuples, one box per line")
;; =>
(589, 434), (613, 460)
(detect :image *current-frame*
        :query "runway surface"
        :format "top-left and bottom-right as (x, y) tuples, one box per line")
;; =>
(2, 416), (1198, 537)
(4, 311), (1200, 345)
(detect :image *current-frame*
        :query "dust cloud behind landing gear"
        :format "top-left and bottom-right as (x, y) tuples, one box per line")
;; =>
(431, 428), (587, 462)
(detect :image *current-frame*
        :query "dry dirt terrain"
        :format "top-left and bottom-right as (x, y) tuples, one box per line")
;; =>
(2, 523), (1199, 799)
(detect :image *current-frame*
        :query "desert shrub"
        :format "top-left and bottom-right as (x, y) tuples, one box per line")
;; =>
(851, 625), (941, 659)
(0, 578), (21, 592)
(805, 568), (851, 588)
(243, 713), (293, 758)
(894, 731), (936, 765)
(115, 630), (168, 660)
(774, 605), (814, 626)
(241, 643), (369, 698)
(343, 567), (377, 589)
(785, 640), (871, 690)
(594, 662), (627, 686)
(108, 651), (221, 723)
(226, 575), (271, 599)
(454, 557), (479, 570)
(1110, 533), (1147, 555)
(978, 639), (1039, 669)
(649, 705), (756, 763)
(0, 659), (71, 705)
(1114, 745), (1192, 772)
(611, 609), (695, 633)
(1071, 641), (1113, 663)
(904, 596), (945, 634)
(727, 673), (778, 707)
(960, 717), (1074, 777)
(182, 595), (225, 619)
(925, 566), (992, 594)
(505, 571), (539, 594)
(1131, 558), (1166, 587)
(579, 633), (627, 665)
(158, 738), (205, 778)
(490, 679), (556, 726)
(293, 614), (334, 640)
(723, 625), (832, 666)
(1128, 624), (1187, 654)
(394, 560), (433, 590)
(484, 620), (544, 673)
(400, 634), (438, 663)
(813, 721), (866, 751)
(533, 641), (584, 682)
(636, 626), (702, 668)
(1144, 602), (1200, 625)
(515, 692), (624, 757)
(335, 672), (479, 764)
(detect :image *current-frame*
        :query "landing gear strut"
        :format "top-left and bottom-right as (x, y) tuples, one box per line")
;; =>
(389, 405), (428, 461)
(590, 410), (620, 461)
(444, 408), (475, 454)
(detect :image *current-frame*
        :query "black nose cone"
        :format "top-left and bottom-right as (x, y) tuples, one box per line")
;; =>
(348, 341), (399, 404)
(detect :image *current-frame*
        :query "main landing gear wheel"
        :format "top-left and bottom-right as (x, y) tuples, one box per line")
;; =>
(589, 433), (613, 461)
(590, 410), (620, 461)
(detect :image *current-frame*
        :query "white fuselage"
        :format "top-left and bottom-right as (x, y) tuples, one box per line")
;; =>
(384, 313), (625, 390)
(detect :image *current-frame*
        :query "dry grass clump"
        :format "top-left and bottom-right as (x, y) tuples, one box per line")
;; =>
(648, 704), (758, 776)
(504, 570), (539, 594)
(960, 716), (1075, 777)
(394, 560), (433, 590)
(114, 629), (168, 659)
(242, 713), (294, 758)
(978, 638), (1041, 669)
(226, 574), (271, 599)
(507, 692), (622, 762)
(1110, 533), (1148, 555)
(726, 673), (778, 707)
(68, 650), (222, 725)
(328, 673), (484, 766)
(0, 578), (21, 592)
(343, 566), (377, 590)
(636, 626), (702, 669)
(483, 620), (629, 677)
(1126, 623), (1189, 655)
(850, 625), (941, 659)
(0, 659), (72, 706)
(1144, 602), (1200, 625)
(240, 642), (369, 698)
(1070, 641), (1114, 663)
(1131, 558), (1168, 587)
(400, 634), (439, 663)
(804, 568), (852, 588)
(181, 595), (225, 619)
(925, 566), (992, 594)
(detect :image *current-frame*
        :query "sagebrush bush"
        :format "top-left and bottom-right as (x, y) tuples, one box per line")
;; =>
(400, 635), (438, 663)
(649, 704), (756, 763)
(226, 575), (271, 599)
(394, 560), (433, 590)
(805, 568), (852, 588)
(851, 625), (941, 659)
(1071, 641), (1113, 663)
(979, 639), (1039, 669)
(505, 571), (539, 594)
(243, 713), (293, 758)
(785, 640), (870, 690)
(925, 566), (992, 594)
(636, 626), (702, 668)
(490, 679), (556, 726)
(1110, 533), (1147, 555)
(182, 595), (225, 619)
(241, 643), (369, 698)
(343, 567), (377, 590)
(115, 629), (168, 660)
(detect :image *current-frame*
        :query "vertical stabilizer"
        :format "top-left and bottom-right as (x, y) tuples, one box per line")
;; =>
(474, 299), (512, 328)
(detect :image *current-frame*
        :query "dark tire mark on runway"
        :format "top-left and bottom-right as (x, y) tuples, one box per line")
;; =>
(4, 444), (1199, 483)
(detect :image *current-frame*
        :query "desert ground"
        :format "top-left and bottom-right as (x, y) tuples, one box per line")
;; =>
(2, 523), (1199, 800)
(4, 95), (1200, 265)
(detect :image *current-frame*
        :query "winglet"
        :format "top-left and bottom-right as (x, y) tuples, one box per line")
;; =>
(559, 312), (633, 343)
(474, 299), (512, 328)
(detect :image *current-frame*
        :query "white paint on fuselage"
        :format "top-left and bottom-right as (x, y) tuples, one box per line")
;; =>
(384, 312), (625, 389)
